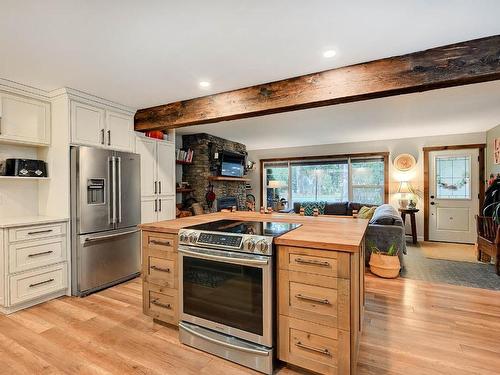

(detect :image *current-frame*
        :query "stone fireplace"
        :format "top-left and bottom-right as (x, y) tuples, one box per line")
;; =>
(182, 133), (247, 213)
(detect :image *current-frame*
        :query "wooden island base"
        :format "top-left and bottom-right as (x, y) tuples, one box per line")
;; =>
(140, 211), (368, 375)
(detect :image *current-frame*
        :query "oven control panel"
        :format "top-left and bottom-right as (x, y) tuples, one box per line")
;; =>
(197, 233), (243, 248)
(179, 229), (273, 255)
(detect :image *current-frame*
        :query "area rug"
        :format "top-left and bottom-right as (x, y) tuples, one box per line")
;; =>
(412, 241), (478, 263)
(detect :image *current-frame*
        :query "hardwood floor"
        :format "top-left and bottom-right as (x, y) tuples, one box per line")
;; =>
(0, 275), (499, 374)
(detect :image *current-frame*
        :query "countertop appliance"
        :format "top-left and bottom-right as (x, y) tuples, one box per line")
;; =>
(1, 158), (47, 177)
(178, 219), (301, 374)
(70, 146), (141, 297)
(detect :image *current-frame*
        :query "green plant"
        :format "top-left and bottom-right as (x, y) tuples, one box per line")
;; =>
(368, 241), (399, 256)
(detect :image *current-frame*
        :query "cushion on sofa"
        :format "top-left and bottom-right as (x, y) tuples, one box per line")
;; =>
(301, 201), (326, 216)
(358, 206), (377, 220)
(324, 201), (348, 215)
(369, 204), (403, 226)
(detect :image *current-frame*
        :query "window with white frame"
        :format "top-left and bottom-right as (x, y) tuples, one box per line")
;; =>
(263, 155), (386, 209)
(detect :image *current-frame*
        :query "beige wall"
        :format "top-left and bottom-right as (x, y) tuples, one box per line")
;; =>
(247, 132), (486, 240)
(486, 124), (500, 177)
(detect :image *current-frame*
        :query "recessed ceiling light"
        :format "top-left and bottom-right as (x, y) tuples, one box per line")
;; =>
(199, 81), (210, 88)
(323, 50), (336, 58)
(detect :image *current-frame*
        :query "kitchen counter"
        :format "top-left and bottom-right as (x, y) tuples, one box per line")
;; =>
(139, 211), (368, 252)
(0, 215), (69, 228)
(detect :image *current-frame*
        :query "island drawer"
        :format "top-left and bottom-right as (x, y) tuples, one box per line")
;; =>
(278, 316), (350, 375)
(143, 256), (177, 288)
(9, 222), (66, 243)
(143, 282), (178, 325)
(9, 237), (66, 273)
(278, 246), (350, 279)
(279, 270), (350, 330)
(142, 231), (176, 259)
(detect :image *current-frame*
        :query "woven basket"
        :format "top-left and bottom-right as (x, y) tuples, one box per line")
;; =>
(369, 252), (401, 278)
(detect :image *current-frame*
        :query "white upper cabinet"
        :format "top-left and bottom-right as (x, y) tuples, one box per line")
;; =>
(106, 110), (133, 151)
(157, 142), (175, 196)
(71, 101), (105, 147)
(0, 92), (50, 145)
(70, 100), (134, 151)
(135, 135), (176, 222)
(136, 137), (157, 197)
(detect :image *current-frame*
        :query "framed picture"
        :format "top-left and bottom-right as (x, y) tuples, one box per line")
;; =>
(494, 138), (500, 164)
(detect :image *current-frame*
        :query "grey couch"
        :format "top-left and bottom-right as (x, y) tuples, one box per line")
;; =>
(292, 202), (406, 267)
(365, 204), (406, 267)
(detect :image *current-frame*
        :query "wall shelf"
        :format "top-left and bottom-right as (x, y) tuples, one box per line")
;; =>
(0, 176), (50, 180)
(208, 176), (251, 182)
(176, 188), (194, 193)
(176, 160), (193, 165)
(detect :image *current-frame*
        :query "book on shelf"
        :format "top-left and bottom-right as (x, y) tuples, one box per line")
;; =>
(176, 148), (193, 163)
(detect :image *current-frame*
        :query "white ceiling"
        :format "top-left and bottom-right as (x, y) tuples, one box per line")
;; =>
(1, 1), (500, 109)
(177, 80), (500, 150)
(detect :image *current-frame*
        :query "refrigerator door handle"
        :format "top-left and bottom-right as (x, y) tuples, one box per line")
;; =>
(111, 156), (117, 224)
(117, 156), (122, 223)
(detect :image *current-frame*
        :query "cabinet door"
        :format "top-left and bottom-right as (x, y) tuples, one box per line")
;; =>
(136, 137), (157, 197)
(157, 142), (175, 196)
(157, 196), (175, 221)
(106, 110), (133, 151)
(0, 93), (50, 145)
(141, 197), (158, 224)
(70, 101), (105, 147)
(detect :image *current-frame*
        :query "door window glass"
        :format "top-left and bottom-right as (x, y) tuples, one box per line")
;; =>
(436, 156), (471, 199)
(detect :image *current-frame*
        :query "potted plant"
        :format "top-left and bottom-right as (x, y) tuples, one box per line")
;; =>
(368, 242), (401, 278)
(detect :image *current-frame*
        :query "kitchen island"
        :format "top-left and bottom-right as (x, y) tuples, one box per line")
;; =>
(140, 211), (368, 375)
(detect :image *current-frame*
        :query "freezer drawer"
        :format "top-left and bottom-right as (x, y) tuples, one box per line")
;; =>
(74, 228), (140, 295)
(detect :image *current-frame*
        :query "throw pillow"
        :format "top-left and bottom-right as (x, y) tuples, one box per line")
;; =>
(358, 206), (376, 220)
(301, 201), (326, 216)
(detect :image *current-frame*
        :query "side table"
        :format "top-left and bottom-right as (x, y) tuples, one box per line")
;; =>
(399, 208), (419, 244)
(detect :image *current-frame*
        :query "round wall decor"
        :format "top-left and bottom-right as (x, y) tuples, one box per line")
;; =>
(394, 153), (416, 171)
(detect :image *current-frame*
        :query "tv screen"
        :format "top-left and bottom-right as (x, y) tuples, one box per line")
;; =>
(221, 161), (244, 177)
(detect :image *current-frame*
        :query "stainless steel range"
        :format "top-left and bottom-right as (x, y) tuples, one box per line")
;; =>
(178, 219), (301, 374)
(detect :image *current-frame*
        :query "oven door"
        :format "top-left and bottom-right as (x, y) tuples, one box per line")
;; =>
(179, 245), (272, 347)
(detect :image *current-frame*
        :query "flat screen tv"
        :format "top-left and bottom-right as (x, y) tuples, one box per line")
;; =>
(220, 151), (245, 177)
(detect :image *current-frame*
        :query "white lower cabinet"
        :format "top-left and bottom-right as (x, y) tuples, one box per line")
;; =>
(0, 219), (69, 314)
(158, 196), (175, 221)
(140, 196), (175, 223)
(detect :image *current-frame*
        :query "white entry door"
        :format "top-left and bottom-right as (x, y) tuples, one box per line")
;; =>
(428, 148), (479, 243)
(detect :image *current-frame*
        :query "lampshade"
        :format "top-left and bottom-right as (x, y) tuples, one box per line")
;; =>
(397, 181), (412, 194)
(268, 180), (282, 188)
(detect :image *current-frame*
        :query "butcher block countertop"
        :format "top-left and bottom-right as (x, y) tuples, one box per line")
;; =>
(139, 211), (368, 252)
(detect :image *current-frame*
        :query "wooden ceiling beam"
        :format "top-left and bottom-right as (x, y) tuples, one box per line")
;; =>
(134, 35), (500, 131)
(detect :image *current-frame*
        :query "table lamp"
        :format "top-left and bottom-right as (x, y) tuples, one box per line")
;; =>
(397, 181), (412, 209)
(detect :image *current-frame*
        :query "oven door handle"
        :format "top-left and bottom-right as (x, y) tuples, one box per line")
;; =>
(178, 246), (269, 266)
(179, 323), (270, 356)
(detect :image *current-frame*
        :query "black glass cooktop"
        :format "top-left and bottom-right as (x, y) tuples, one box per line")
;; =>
(187, 220), (301, 237)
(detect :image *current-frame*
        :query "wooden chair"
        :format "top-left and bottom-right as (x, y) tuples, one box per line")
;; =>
(476, 216), (500, 275)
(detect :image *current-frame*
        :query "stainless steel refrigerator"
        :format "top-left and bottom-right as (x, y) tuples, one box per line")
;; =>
(70, 146), (141, 296)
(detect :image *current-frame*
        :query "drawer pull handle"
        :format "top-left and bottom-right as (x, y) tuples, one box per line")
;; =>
(151, 299), (171, 309)
(294, 257), (330, 267)
(150, 265), (171, 273)
(27, 229), (53, 235)
(295, 294), (330, 305)
(149, 239), (172, 247)
(29, 278), (55, 288)
(295, 341), (331, 356)
(28, 250), (54, 258)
